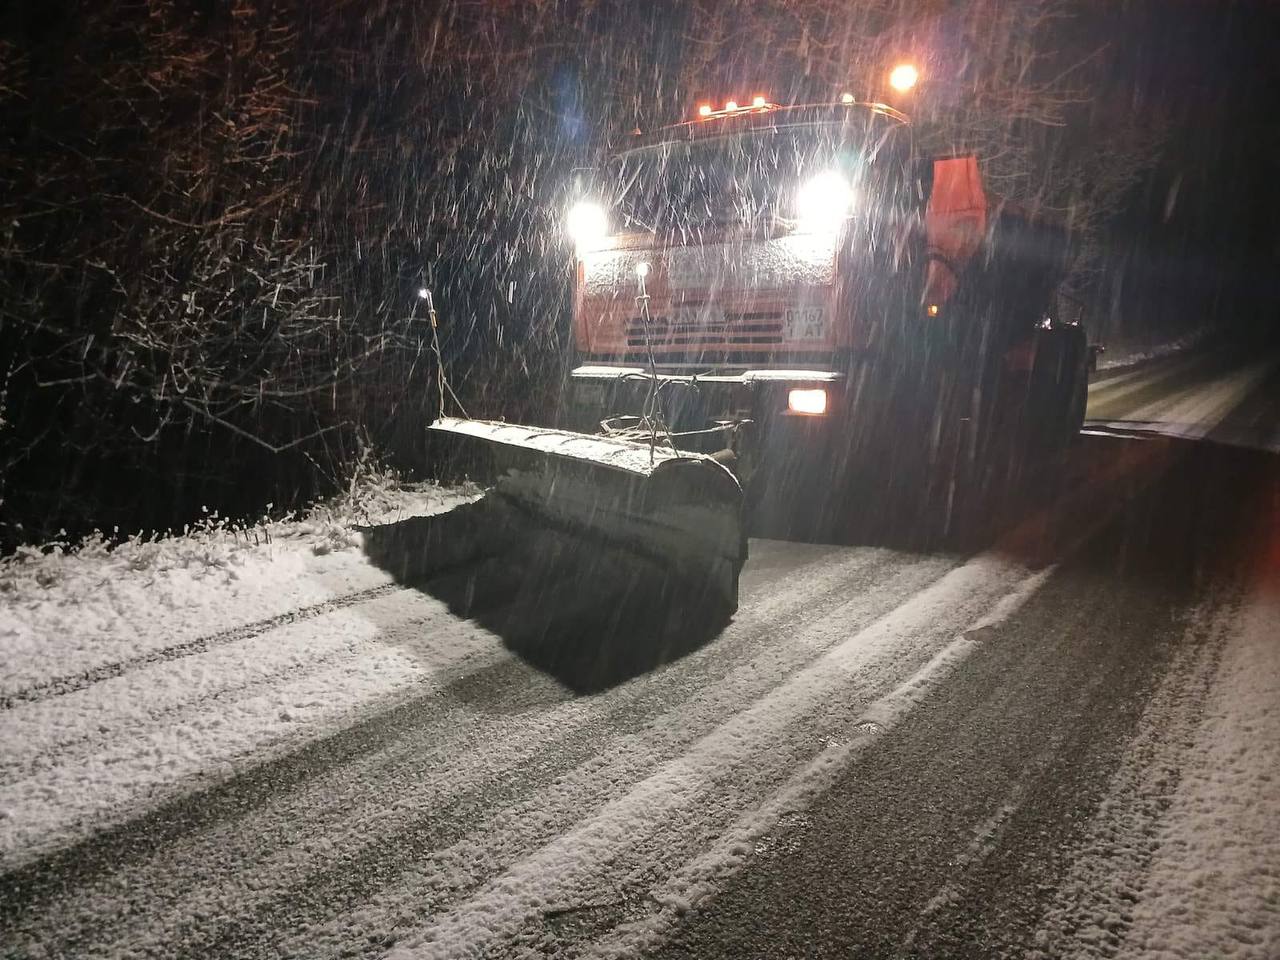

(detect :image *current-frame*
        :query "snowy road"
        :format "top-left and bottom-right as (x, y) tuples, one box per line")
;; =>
(1, 350), (1278, 958)
(1086, 346), (1280, 449)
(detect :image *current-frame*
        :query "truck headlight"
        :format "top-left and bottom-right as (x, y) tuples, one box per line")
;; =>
(566, 200), (608, 252)
(788, 388), (828, 415)
(795, 170), (853, 233)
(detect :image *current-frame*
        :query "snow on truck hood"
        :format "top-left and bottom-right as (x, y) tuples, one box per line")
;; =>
(580, 233), (839, 298)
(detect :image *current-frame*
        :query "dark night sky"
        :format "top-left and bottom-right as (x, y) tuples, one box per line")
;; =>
(1100, 0), (1280, 341)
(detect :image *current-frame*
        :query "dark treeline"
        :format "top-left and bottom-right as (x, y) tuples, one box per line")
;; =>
(0, 0), (627, 546)
(0, 0), (1174, 548)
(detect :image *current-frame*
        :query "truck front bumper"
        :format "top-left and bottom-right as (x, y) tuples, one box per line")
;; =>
(562, 364), (848, 479)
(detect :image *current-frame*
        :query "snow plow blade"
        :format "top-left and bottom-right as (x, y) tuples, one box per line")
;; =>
(430, 416), (746, 614)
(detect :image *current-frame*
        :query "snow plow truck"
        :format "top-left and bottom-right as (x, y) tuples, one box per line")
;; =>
(432, 89), (1089, 616)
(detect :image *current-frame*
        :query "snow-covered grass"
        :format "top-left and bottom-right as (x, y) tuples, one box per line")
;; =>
(0, 468), (480, 697)
(0, 467), (486, 867)
(1, 460), (477, 596)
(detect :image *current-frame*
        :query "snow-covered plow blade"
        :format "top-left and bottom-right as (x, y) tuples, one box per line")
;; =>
(430, 417), (746, 614)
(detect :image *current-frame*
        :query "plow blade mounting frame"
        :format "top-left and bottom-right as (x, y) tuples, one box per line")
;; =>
(430, 417), (747, 614)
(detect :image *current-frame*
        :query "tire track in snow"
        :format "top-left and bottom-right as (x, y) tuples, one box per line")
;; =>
(0, 545), (901, 936)
(1123, 356), (1278, 437)
(1086, 353), (1208, 410)
(367, 438), (1181, 960)
(588, 568), (1058, 960)
(1027, 596), (1234, 959)
(2, 421), (1196, 957)
(380, 558), (1057, 960)
(0, 582), (405, 710)
(0, 589), (514, 870)
(0, 589), (472, 779)
(244, 551), (959, 960)
(1031, 467), (1279, 959)
(640, 507), (1228, 960)
(1, 545), (941, 957)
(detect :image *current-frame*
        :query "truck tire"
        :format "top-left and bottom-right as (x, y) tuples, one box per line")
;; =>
(1035, 326), (1089, 457)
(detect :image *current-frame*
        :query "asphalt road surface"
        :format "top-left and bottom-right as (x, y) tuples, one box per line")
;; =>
(2, 348), (1277, 959)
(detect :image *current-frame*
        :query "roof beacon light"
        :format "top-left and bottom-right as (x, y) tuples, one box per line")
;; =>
(752, 95), (767, 108)
(840, 92), (855, 104)
(889, 63), (919, 93)
(697, 103), (712, 118)
(724, 100), (739, 111)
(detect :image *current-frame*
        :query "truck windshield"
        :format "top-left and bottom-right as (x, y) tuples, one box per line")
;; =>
(604, 119), (905, 236)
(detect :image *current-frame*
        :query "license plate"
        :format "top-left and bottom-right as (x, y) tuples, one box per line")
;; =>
(784, 306), (826, 341)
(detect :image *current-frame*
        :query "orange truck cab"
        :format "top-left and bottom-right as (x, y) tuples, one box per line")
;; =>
(559, 97), (1088, 522)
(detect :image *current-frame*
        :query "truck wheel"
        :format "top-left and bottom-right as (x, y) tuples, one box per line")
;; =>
(1052, 329), (1090, 453)
(1065, 359), (1088, 438)
(1029, 326), (1089, 462)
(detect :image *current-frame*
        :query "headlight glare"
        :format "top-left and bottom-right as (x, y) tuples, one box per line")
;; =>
(566, 200), (608, 252)
(795, 170), (854, 232)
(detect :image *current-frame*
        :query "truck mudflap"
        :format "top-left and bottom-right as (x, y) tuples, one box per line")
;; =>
(429, 416), (747, 615)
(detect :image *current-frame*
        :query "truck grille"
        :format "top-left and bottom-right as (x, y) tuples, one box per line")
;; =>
(625, 311), (784, 348)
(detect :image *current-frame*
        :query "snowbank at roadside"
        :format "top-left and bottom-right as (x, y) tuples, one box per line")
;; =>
(0, 476), (493, 867)
(1117, 580), (1280, 959)
(1094, 328), (1213, 372)
(0, 478), (480, 698)
(1037, 536), (1280, 959)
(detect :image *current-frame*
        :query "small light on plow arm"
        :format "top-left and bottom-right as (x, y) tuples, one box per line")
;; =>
(635, 261), (650, 278)
(788, 388), (828, 415)
(927, 303), (940, 317)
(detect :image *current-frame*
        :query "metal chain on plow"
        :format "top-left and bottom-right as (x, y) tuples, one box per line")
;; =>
(423, 289), (469, 420)
(600, 266), (743, 459)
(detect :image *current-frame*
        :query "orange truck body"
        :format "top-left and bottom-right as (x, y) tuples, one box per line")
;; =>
(558, 100), (1085, 500)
